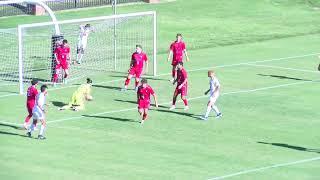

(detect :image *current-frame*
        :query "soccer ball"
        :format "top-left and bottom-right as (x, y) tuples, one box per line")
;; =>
(86, 95), (93, 101)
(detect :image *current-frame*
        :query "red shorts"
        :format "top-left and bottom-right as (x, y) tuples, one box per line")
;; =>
(129, 67), (143, 78)
(26, 103), (34, 116)
(56, 62), (69, 70)
(175, 85), (188, 96)
(138, 100), (150, 109)
(171, 59), (183, 66)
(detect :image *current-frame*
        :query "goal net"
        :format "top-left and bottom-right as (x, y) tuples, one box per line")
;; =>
(16, 11), (156, 94)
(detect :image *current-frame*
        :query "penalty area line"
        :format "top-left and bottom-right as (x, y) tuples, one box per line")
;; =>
(0, 78), (317, 126)
(47, 80), (315, 124)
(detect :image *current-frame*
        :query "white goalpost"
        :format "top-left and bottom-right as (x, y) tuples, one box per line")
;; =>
(17, 11), (157, 94)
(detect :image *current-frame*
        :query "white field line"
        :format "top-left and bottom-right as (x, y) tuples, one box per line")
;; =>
(208, 156), (320, 180)
(0, 79), (313, 127)
(0, 52), (318, 99)
(44, 80), (316, 124)
(246, 64), (320, 74)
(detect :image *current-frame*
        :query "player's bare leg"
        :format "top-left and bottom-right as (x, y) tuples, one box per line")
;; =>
(135, 78), (140, 91)
(63, 69), (69, 84)
(53, 69), (60, 87)
(139, 108), (149, 125)
(170, 91), (179, 110)
(138, 108), (144, 124)
(181, 95), (189, 110)
(201, 98), (221, 121)
(170, 66), (177, 83)
(123, 74), (133, 91)
(38, 119), (46, 140)
(77, 48), (85, 64)
(23, 114), (32, 129)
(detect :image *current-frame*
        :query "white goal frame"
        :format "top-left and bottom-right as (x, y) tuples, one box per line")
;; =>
(17, 11), (157, 94)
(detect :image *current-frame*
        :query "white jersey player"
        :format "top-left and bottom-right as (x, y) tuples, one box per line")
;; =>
(27, 85), (48, 140)
(76, 24), (93, 64)
(200, 70), (222, 120)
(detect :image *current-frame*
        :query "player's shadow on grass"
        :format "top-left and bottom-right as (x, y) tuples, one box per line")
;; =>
(257, 74), (311, 81)
(0, 130), (27, 137)
(82, 115), (137, 123)
(92, 84), (121, 90)
(51, 101), (68, 107)
(156, 109), (200, 119)
(257, 141), (320, 154)
(0, 122), (24, 130)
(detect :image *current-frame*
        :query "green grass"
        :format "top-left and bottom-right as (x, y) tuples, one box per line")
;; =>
(1, 0), (320, 179)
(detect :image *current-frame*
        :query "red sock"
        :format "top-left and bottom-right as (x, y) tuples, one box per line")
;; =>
(183, 99), (188, 106)
(172, 69), (176, 78)
(24, 115), (32, 123)
(53, 74), (58, 83)
(135, 81), (139, 88)
(142, 113), (148, 120)
(125, 78), (130, 86)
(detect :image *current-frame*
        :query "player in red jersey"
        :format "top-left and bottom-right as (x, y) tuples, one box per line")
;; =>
(137, 78), (158, 124)
(23, 79), (39, 129)
(53, 39), (71, 85)
(122, 45), (148, 91)
(167, 33), (190, 82)
(170, 62), (189, 111)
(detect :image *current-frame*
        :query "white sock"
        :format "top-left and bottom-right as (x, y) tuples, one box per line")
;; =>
(212, 105), (221, 115)
(205, 106), (212, 118)
(39, 125), (45, 136)
(28, 123), (35, 133)
(78, 54), (84, 63)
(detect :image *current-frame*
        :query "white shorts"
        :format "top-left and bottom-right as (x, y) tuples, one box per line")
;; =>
(209, 92), (220, 104)
(32, 107), (45, 120)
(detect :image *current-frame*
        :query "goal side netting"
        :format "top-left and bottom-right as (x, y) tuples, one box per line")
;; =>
(16, 11), (156, 94)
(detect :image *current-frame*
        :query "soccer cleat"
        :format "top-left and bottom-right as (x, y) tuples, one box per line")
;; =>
(38, 135), (46, 140)
(216, 113), (223, 119)
(140, 120), (145, 125)
(199, 116), (208, 121)
(26, 132), (32, 138)
(169, 105), (176, 110)
(184, 106), (189, 111)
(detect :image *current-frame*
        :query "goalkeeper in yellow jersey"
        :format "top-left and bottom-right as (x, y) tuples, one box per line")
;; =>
(58, 78), (93, 111)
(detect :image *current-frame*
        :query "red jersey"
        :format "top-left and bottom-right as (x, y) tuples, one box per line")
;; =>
(170, 41), (186, 61)
(26, 85), (38, 104)
(177, 68), (188, 86)
(137, 85), (154, 103)
(131, 52), (148, 70)
(54, 45), (70, 63)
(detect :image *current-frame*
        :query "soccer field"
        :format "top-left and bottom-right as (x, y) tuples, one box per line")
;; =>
(1, 0), (320, 179)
